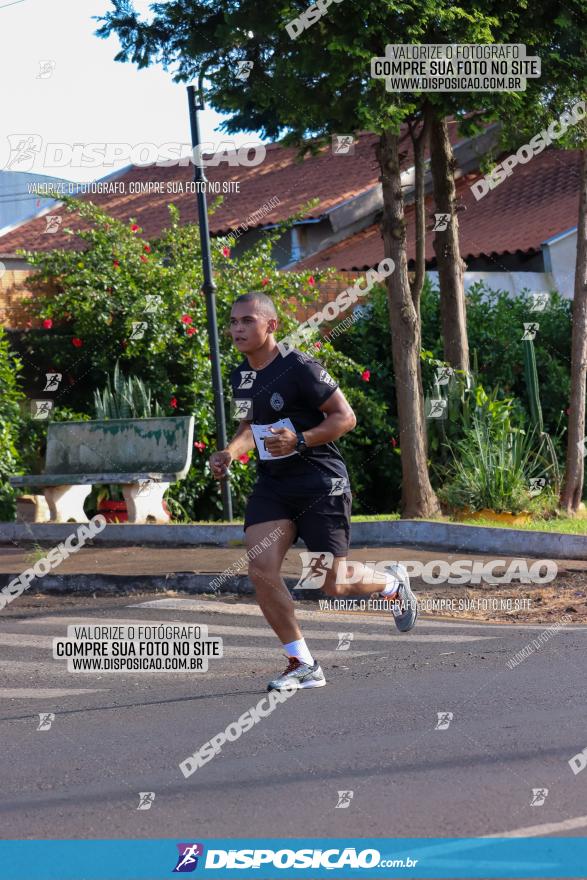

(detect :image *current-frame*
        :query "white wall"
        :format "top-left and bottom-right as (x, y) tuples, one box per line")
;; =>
(427, 271), (568, 298)
(542, 229), (577, 299)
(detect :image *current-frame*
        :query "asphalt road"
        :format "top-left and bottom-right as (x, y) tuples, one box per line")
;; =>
(0, 593), (586, 844)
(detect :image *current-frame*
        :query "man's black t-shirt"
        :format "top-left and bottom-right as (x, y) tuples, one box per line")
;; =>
(229, 348), (350, 492)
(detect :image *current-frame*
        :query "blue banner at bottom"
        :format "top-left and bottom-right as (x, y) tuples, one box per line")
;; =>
(1, 837), (587, 879)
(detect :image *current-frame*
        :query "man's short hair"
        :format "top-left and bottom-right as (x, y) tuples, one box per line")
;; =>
(232, 291), (277, 320)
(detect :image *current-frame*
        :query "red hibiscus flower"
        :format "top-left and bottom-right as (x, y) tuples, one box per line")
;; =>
(222, 246), (231, 258)
(140, 255), (148, 263)
(314, 341), (322, 349)
(261, 277), (270, 286)
(112, 260), (120, 268)
(193, 441), (206, 452)
(308, 275), (315, 286)
(238, 453), (250, 464)
(72, 337), (83, 348)
(143, 244), (151, 253)
(170, 397), (178, 408)
(361, 370), (371, 382)
(186, 327), (197, 336)
(131, 224), (140, 232)
(42, 318), (53, 329)
(181, 314), (193, 324)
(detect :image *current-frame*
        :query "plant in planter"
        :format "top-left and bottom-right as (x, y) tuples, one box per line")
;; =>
(92, 361), (165, 521)
(439, 386), (558, 520)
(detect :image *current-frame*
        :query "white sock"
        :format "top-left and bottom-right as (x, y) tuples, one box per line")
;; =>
(379, 573), (400, 598)
(283, 638), (314, 666)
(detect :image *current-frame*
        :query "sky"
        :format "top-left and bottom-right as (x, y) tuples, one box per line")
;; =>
(0, 0), (265, 182)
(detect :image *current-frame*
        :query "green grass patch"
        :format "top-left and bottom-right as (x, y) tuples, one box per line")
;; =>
(184, 513), (587, 534)
(445, 515), (587, 535)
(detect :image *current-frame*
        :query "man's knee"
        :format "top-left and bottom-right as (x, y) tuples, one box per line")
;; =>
(248, 560), (280, 587)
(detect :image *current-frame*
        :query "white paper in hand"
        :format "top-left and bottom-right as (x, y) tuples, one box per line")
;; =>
(251, 418), (297, 460)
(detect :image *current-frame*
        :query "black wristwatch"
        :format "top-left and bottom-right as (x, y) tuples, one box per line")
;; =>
(295, 431), (307, 452)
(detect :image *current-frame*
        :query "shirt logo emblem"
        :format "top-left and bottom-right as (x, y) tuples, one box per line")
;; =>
(270, 392), (284, 411)
(319, 369), (336, 387)
(238, 370), (256, 389)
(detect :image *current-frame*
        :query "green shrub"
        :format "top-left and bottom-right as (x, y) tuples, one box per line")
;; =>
(0, 327), (24, 520)
(439, 387), (558, 514)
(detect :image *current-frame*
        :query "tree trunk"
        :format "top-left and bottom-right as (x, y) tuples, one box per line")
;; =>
(408, 112), (430, 318)
(560, 148), (587, 514)
(429, 114), (469, 373)
(377, 129), (441, 518)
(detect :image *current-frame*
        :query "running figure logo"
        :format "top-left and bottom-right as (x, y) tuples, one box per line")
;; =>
(235, 60), (254, 81)
(130, 322), (148, 340)
(435, 712), (453, 730)
(332, 135), (356, 155)
(37, 713), (55, 731)
(238, 370), (256, 389)
(529, 477), (547, 496)
(522, 322), (539, 341)
(432, 213), (450, 232)
(336, 633), (353, 651)
(530, 788), (549, 806)
(136, 792), (155, 810)
(37, 60), (56, 79)
(427, 399), (447, 419)
(5, 134), (42, 171)
(335, 790), (354, 808)
(44, 215), (62, 233)
(31, 400), (53, 420)
(43, 372), (62, 392)
(231, 399), (253, 420)
(329, 477), (348, 496)
(529, 292), (549, 312)
(435, 366), (453, 386)
(295, 551), (334, 589)
(173, 843), (204, 872)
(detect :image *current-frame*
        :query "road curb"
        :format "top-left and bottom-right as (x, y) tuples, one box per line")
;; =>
(1, 519), (587, 558)
(0, 572), (298, 597)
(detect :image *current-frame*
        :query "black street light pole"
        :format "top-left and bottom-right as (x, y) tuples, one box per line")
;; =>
(187, 77), (233, 520)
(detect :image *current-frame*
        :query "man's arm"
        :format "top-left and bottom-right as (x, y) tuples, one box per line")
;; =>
(263, 388), (356, 457)
(209, 421), (255, 479)
(226, 420), (255, 457)
(303, 388), (356, 446)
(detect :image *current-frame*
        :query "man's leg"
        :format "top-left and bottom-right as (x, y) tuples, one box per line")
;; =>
(320, 558), (418, 632)
(321, 558), (400, 598)
(246, 519), (300, 644)
(246, 519), (326, 689)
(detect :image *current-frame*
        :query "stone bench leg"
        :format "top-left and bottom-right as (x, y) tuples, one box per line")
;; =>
(122, 481), (171, 524)
(44, 485), (91, 523)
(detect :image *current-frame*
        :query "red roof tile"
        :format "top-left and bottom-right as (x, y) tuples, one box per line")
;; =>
(0, 123), (463, 256)
(294, 148), (581, 271)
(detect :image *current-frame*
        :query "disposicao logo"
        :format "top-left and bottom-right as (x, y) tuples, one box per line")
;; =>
(173, 843), (204, 872)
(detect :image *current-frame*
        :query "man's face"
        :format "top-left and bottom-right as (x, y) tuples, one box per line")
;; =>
(229, 302), (276, 354)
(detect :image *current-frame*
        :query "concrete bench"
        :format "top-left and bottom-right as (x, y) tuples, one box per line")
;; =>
(10, 416), (194, 524)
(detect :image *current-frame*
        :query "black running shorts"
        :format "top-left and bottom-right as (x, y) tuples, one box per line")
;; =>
(244, 479), (352, 556)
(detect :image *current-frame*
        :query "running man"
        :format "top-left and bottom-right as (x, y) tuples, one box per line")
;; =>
(209, 292), (417, 691)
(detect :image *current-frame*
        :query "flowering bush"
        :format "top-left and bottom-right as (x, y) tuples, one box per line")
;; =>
(15, 196), (380, 518)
